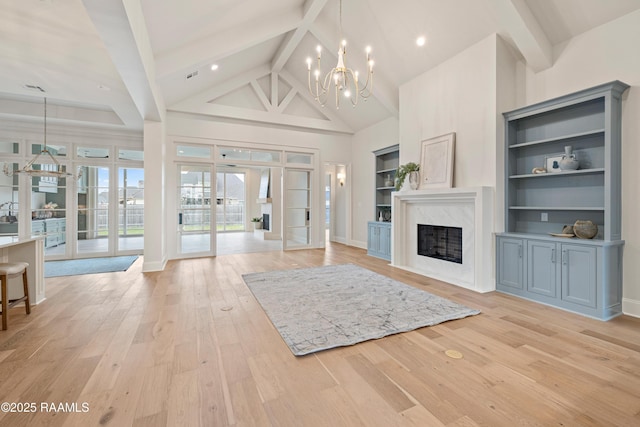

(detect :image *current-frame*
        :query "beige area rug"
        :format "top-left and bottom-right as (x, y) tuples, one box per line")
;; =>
(242, 264), (480, 356)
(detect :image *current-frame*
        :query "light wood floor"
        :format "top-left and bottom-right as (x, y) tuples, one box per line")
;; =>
(1, 242), (639, 427)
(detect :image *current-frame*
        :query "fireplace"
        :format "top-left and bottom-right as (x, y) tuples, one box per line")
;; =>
(417, 224), (462, 264)
(262, 213), (270, 231)
(391, 187), (494, 293)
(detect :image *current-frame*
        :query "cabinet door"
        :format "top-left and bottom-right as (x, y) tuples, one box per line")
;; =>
(379, 225), (391, 258)
(561, 244), (597, 308)
(527, 240), (558, 298)
(367, 223), (379, 252)
(497, 237), (524, 290)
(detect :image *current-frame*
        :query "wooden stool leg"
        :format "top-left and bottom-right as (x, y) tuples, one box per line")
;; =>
(1, 275), (7, 331)
(22, 270), (31, 315)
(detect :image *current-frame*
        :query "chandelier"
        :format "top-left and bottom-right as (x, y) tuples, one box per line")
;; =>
(3, 98), (81, 180)
(306, 0), (373, 109)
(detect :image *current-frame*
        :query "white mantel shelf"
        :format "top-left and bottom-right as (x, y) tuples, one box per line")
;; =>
(391, 186), (495, 293)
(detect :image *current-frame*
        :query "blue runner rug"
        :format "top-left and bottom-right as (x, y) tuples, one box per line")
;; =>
(45, 255), (138, 278)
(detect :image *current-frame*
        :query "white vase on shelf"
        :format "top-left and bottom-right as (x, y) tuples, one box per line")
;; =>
(408, 171), (419, 190)
(560, 145), (579, 170)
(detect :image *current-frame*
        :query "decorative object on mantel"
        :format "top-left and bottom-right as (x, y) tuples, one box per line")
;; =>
(419, 132), (455, 189)
(2, 98), (83, 180)
(573, 220), (598, 239)
(560, 145), (580, 170)
(394, 162), (420, 191)
(251, 217), (263, 230)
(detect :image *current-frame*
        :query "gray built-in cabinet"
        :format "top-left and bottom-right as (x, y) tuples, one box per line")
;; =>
(496, 81), (629, 320)
(367, 144), (398, 261)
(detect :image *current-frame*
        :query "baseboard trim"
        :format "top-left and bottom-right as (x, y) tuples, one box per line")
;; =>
(349, 240), (367, 250)
(143, 257), (167, 272)
(622, 298), (640, 318)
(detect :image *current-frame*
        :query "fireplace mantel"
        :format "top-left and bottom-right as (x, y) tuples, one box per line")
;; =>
(391, 187), (494, 293)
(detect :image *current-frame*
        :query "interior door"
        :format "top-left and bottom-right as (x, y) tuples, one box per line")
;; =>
(284, 168), (312, 249)
(177, 164), (213, 255)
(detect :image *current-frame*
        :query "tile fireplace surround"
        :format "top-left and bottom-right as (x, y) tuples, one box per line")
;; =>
(391, 187), (494, 293)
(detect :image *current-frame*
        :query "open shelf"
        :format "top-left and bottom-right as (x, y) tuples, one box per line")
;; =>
(509, 168), (604, 179)
(509, 129), (605, 149)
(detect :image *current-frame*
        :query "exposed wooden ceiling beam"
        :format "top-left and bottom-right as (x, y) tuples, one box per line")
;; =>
(497, 0), (553, 71)
(169, 102), (353, 134)
(171, 65), (271, 109)
(271, 0), (328, 73)
(82, 0), (165, 123)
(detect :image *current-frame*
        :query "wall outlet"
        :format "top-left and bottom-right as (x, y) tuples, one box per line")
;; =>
(541, 212), (548, 222)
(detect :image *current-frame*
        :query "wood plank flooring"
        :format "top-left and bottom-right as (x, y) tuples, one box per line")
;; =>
(0, 242), (639, 426)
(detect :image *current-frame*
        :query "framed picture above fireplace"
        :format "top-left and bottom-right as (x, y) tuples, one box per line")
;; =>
(419, 132), (455, 189)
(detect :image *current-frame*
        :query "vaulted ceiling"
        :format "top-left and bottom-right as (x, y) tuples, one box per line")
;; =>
(1, 0), (639, 135)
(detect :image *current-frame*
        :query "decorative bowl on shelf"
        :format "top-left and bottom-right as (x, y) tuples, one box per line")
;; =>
(573, 220), (598, 239)
(561, 225), (574, 234)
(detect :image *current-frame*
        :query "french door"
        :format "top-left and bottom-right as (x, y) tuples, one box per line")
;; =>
(284, 168), (312, 249)
(216, 171), (246, 232)
(177, 164), (213, 255)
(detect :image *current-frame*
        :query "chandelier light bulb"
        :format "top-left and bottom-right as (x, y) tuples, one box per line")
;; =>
(342, 39), (347, 47)
(368, 60), (374, 68)
(306, 57), (312, 70)
(316, 45), (322, 56)
(416, 36), (426, 47)
(366, 46), (372, 54)
(344, 90), (351, 98)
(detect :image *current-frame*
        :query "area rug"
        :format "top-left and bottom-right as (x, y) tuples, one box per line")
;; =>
(242, 264), (480, 356)
(45, 255), (138, 278)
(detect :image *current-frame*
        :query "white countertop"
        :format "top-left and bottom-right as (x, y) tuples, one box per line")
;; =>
(0, 235), (44, 249)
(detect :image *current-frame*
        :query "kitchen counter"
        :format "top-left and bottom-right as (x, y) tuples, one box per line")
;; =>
(0, 235), (45, 305)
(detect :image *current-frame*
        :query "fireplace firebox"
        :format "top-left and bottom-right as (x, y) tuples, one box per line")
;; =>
(262, 213), (270, 231)
(417, 224), (462, 264)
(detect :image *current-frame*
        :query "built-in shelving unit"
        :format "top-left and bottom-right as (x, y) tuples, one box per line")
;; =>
(368, 144), (399, 261)
(496, 81), (629, 320)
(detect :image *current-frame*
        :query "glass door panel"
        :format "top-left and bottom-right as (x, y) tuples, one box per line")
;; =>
(31, 164), (67, 259)
(0, 164), (19, 236)
(118, 167), (144, 252)
(216, 171), (246, 232)
(285, 169), (311, 249)
(178, 165), (212, 254)
(77, 166), (109, 256)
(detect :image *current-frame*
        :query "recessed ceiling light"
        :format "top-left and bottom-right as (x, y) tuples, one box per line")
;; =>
(416, 36), (426, 47)
(210, 64), (219, 71)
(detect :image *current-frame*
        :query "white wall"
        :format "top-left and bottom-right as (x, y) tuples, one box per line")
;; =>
(350, 117), (399, 247)
(521, 10), (640, 316)
(399, 34), (505, 190)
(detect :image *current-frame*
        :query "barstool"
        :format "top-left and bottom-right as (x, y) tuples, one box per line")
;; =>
(0, 262), (31, 330)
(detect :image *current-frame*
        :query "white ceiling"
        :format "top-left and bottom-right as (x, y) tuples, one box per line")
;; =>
(0, 0), (638, 135)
